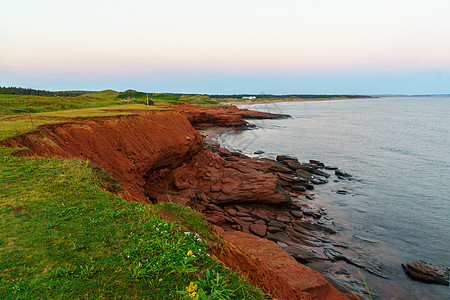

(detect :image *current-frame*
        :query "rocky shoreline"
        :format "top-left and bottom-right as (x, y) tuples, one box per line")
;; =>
(199, 105), (450, 299)
(197, 131), (386, 296)
(170, 104), (390, 296)
(9, 103), (448, 299)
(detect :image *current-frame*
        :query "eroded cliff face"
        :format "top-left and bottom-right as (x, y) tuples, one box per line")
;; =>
(1, 110), (203, 202)
(1, 107), (352, 300)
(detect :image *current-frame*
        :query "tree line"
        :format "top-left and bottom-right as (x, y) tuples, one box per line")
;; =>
(0, 86), (91, 97)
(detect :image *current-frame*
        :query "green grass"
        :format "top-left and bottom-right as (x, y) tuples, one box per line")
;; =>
(0, 94), (121, 116)
(156, 202), (218, 243)
(80, 90), (119, 100)
(0, 104), (169, 141)
(0, 148), (267, 299)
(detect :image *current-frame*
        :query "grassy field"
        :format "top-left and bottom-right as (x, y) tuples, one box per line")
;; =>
(0, 147), (267, 299)
(0, 94), (121, 116)
(0, 104), (168, 141)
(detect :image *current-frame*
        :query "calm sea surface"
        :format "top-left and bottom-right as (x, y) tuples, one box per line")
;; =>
(221, 97), (450, 299)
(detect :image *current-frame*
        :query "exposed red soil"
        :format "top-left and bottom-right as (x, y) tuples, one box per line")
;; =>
(212, 228), (311, 300)
(213, 229), (354, 300)
(1, 105), (352, 300)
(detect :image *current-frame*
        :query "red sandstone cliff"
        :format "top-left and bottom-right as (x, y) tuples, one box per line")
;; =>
(1, 111), (202, 202)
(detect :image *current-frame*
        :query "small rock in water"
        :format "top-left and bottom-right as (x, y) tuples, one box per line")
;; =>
(335, 169), (352, 178)
(311, 176), (329, 185)
(309, 160), (325, 167)
(324, 165), (338, 170)
(336, 190), (349, 195)
(312, 169), (331, 178)
(402, 260), (449, 285)
(253, 150), (264, 154)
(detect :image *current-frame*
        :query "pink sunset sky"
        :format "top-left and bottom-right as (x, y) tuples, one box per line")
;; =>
(1, 0), (449, 94)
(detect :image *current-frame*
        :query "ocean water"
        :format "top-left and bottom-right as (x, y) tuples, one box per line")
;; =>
(221, 97), (450, 299)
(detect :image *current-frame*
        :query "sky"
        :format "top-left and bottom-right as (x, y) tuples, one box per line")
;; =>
(1, 0), (449, 94)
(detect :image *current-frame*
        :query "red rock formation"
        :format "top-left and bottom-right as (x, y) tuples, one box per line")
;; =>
(213, 230), (353, 300)
(170, 103), (288, 129)
(145, 150), (291, 206)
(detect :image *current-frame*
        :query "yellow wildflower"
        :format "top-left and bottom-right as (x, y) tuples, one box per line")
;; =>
(186, 282), (199, 299)
(187, 250), (193, 256)
(186, 282), (197, 292)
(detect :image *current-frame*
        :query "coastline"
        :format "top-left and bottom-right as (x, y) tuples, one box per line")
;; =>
(220, 96), (377, 106)
(198, 125), (382, 297)
(1, 105), (355, 299)
(215, 99), (450, 300)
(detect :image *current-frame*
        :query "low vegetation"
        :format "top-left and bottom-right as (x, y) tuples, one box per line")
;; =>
(0, 94), (120, 116)
(0, 148), (267, 299)
(0, 104), (168, 141)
